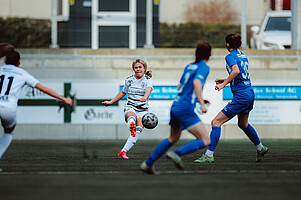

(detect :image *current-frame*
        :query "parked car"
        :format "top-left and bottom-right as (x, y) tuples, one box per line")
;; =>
(250, 10), (291, 50)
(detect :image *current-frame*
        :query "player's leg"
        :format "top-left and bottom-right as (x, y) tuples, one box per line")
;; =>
(141, 126), (181, 174)
(167, 122), (210, 170)
(125, 111), (137, 137)
(141, 109), (181, 174)
(173, 122), (210, 157)
(194, 111), (230, 163)
(121, 117), (144, 156)
(118, 111), (137, 159)
(238, 113), (268, 162)
(145, 126), (181, 167)
(0, 109), (16, 160)
(238, 113), (261, 145)
(0, 123), (15, 159)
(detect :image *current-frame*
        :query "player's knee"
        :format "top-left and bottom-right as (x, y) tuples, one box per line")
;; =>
(4, 124), (16, 133)
(168, 136), (179, 144)
(238, 122), (248, 130)
(203, 137), (210, 146)
(211, 118), (221, 127)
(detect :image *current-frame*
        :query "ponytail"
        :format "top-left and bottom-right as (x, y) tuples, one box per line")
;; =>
(0, 43), (20, 66)
(0, 43), (15, 59)
(145, 70), (152, 78)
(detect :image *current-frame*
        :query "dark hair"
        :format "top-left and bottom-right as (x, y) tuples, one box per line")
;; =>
(132, 59), (152, 77)
(0, 43), (14, 58)
(5, 51), (20, 66)
(194, 41), (212, 63)
(0, 43), (20, 66)
(225, 33), (242, 49)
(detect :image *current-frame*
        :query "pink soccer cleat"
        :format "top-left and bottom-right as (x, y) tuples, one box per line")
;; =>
(118, 149), (129, 159)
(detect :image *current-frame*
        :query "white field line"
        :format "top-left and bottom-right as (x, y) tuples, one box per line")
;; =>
(1, 170), (301, 175)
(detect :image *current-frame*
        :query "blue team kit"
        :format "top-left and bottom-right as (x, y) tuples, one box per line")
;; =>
(170, 60), (210, 130)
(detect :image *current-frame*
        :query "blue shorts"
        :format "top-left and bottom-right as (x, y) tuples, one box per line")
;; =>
(222, 89), (255, 119)
(169, 103), (201, 130)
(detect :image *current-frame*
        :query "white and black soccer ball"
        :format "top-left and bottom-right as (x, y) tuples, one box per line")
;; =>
(142, 113), (158, 129)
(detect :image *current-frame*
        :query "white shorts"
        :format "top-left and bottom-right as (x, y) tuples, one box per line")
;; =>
(124, 104), (149, 120)
(0, 106), (17, 129)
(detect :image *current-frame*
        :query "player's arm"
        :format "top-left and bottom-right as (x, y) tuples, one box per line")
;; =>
(102, 91), (126, 106)
(140, 87), (153, 102)
(193, 79), (207, 113)
(35, 83), (73, 106)
(215, 64), (240, 91)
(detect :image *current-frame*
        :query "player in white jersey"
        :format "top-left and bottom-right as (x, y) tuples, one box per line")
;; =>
(102, 59), (153, 159)
(0, 43), (73, 172)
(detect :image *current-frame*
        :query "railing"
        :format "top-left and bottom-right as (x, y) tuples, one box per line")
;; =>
(21, 54), (301, 71)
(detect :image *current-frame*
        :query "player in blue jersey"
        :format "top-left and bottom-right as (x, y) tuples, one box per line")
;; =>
(194, 34), (268, 164)
(140, 41), (212, 174)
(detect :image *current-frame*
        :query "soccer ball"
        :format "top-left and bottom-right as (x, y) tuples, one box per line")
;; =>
(142, 113), (158, 129)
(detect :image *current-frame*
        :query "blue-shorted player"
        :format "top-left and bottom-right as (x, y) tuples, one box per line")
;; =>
(140, 41), (212, 174)
(194, 34), (269, 164)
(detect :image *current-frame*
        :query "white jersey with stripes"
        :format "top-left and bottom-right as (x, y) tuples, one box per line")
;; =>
(122, 74), (153, 112)
(0, 64), (39, 109)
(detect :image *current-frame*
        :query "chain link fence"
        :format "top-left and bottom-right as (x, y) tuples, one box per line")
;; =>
(0, 0), (263, 49)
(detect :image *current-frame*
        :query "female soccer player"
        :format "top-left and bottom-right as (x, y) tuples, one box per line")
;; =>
(140, 41), (212, 174)
(102, 59), (153, 159)
(194, 34), (268, 164)
(0, 43), (73, 172)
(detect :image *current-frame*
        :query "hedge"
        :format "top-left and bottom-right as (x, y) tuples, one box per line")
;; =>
(159, 22), (244, 48)
(0, 17), (246, 48)
(0, 17), (51, 48)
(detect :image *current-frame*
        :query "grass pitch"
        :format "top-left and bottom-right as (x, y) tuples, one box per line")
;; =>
(0, 139), (300, 200)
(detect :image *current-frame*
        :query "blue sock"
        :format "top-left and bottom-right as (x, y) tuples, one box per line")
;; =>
(242, 124), (261, 146)
(146, 138), (172, 166)
(208, 126), (221, 151)
(174, 139), (205, 156)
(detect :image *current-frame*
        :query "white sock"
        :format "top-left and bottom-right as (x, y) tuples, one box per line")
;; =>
(205, 149), (214, 157)
(0, 133), (13, 159)
(127, 116), (136, 131)
(122, 126), (142, 152)
(256, 143), (263, 151)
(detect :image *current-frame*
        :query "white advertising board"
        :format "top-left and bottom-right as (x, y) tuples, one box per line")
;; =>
(16, 81), (301, 125)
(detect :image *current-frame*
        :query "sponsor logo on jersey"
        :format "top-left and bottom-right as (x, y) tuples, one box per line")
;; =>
(0, 95), (9, 101)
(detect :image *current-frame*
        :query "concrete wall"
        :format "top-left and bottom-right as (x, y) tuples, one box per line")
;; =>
(2, 48), (301, 140)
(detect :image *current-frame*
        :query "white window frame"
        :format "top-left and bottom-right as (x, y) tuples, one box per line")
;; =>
(57, 0), (70, 21)
(91, 0), (137, 49)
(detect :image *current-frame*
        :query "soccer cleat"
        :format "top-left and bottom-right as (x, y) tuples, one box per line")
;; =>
(118, 149), (129, 159)
(256, 146), (269, 162)
(194, 154), (214, 163)
(166, 151), (184, 170)
(140, 161), (159, 175)
(129, 122), (136, 137)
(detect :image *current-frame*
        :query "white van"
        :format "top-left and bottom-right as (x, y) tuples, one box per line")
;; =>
(250, 10), (291, 50)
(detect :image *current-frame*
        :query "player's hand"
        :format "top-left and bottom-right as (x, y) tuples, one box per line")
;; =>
(215, 78), (225, 84)
(64, 98), (73, 106)
(215, 82), (227, 91)
(102, 100), (112, 107)
(139, 97), (147, 102)
(200, 104), (208, 113)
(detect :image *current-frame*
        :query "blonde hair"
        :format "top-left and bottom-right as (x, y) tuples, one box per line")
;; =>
(132, 59), (152, 78)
